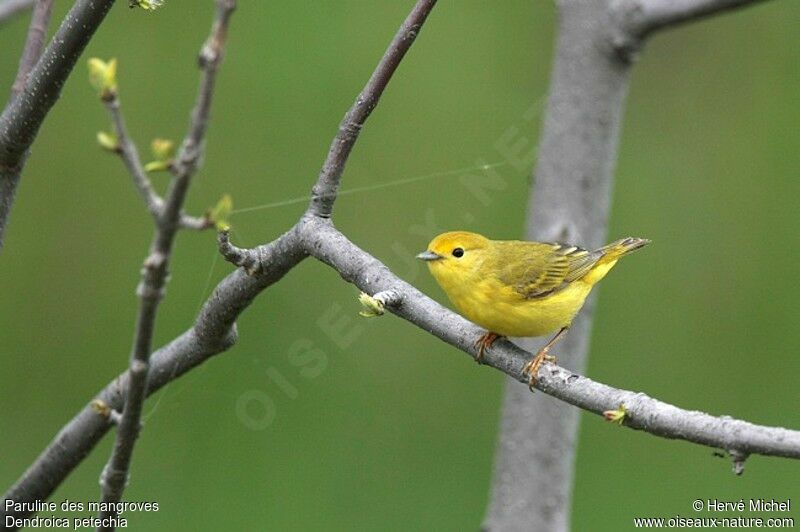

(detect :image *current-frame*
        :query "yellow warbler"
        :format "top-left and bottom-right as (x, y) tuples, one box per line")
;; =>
(417, 231), (649, 386)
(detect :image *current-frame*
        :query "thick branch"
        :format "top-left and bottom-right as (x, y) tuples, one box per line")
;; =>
(0, 0), (115, 249)
(307, 0), (437, 218)
(0, 0), (34, 25)
(10, 0), (54, 98)
(96, 1), (236, 526)
(298, 218), (800, 459)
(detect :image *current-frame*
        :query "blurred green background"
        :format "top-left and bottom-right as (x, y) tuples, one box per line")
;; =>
(1, 1), (798, 530)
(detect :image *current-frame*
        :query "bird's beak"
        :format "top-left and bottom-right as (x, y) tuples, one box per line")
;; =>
(416, 250), (442, 261)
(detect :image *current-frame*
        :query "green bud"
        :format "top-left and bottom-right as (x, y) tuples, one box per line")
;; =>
(208, 194), (233, 231)
(131, 0), (164, 10)
(603, 404), (627, 425)
(144, 137), (175, 171)
(144, 160), (172, 172)
(90, 399), (111, 417)
(87, 58), (118, 99)
(358, 292), (385, 317)
(96, 131), (119, 152)
(150, 138), (175, 161)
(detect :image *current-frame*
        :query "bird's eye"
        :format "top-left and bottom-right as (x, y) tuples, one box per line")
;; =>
(452, 247), (464, 258)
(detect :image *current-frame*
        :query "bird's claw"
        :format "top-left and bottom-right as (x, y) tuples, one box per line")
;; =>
(474, 332), (500, 364)
(522, 349), (557, 390)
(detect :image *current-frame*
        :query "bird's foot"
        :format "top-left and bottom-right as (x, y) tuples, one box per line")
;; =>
(522, 348), (557, 390)
(474, 332), (500, 364)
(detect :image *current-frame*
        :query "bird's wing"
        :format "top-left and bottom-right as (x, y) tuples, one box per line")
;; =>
(494, 242), (602, 299)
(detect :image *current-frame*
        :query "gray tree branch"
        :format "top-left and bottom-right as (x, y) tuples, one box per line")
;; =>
(0, 0), (35, 26)
(0, 0), (116, 250)
(484, 0), (776, 530)
(95, 2), (235, 529)
(299, 218), (800, 463)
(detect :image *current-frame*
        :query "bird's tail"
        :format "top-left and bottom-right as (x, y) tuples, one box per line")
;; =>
(597, 237), (651, 263)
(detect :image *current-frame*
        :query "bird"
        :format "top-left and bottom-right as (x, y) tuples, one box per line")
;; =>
(417, 231), (650, 388)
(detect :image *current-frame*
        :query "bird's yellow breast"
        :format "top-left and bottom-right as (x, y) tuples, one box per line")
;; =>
(439, 273), (591, 337)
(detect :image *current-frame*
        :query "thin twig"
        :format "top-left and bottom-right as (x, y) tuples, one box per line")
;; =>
(179, 213), (211, 230)
(102, 97), (210, 229)
(308, 0), (438, 218)
(0, 0), (116, 250)
(10, 0), (54, 98)
(0, 0), (34, 26)
(96, 2), (236, 528)
(218, 229), (264, 274)
(162, 0), (236, 235)
(104, 97), (164, 220)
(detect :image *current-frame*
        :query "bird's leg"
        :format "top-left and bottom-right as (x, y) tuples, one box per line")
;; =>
(522, 327), (569, 389)
(474, 331), (501, 364)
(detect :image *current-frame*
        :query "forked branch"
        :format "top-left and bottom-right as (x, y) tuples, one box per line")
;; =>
(102, 94), (210, 229)
(96, 1), (235, 528)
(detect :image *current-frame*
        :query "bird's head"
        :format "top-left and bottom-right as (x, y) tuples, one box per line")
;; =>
(416, 231), (490, 283)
